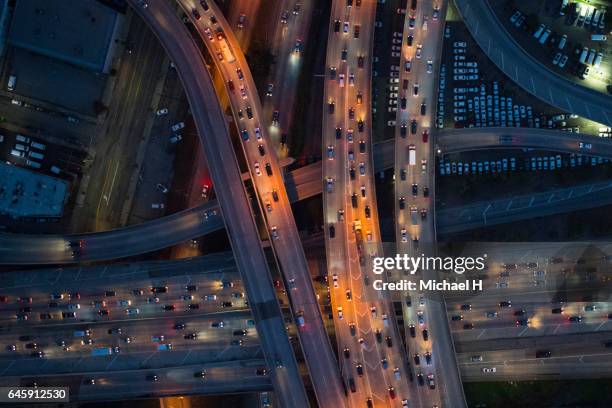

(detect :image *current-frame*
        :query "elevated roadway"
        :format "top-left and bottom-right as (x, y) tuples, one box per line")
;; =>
(454, 0), (612, 126)
(0, 360), (271, 402)
(126, 1), (307, 406)
(438, 180), (612, 234)
(392, 1), (467, 406)
(4, 127), (612, 265)
(180, 2), (344, 405)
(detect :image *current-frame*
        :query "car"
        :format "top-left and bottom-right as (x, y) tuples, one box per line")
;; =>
(569, 315), (583, 323)
(163, 305), (176, 311)
(551, 307), (563, 314)
(151, 286), (168, 294)
(388, 386), (396, 399)
(156, 108), (168, 116)
(254, 162), (261, 176)
(422, 329), (429, 340)
(343, 347), (350, 358)
(349, 378), (356, 393)
(413, 83), (419, 96)
(356, 364), (364, 377)
(237, 12), (246, 28)
(191, 8), (201, 20)
(407, 35), (413, 46)
(410, 119), (417, 134)
(171, 122), (185, 132)
(482, 367), (497, 373)
(427, 373), (435, 389)
(516, 319), (529, 326)
(536, 350), (551, 358)
(485, 312), (498, 318)
(416, 45), (422, 59)
(422, 130), (429, 143)
(499, 301), (512, 308)
(405, 60), (412, 72)
(265, 163), (273, 176)
(417, 373), (424, 386)
(146, 374), (158, 382)
(293, 39), (302, 53)
(385, 336), (392, 347)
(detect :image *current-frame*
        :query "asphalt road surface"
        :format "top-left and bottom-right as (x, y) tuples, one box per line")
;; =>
(127, 1), (307, 406)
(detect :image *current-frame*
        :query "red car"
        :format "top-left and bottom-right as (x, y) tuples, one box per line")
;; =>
(422, 130), (429, 143)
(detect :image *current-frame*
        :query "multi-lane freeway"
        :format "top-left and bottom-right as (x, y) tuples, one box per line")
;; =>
(4, 126), (612, 265)
(126, 1), (308, 406)
(177, 2), (344, 405)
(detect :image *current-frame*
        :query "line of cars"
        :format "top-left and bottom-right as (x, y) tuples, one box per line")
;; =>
(8, 281), (242, 322)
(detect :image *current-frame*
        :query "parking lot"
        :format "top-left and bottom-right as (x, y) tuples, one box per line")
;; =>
(493, 0), (611, 94)
(371, 0), (405, 143)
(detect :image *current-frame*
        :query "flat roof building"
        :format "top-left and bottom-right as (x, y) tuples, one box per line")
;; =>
(8, 0), (119, 73)
(0, 162), (68, 219)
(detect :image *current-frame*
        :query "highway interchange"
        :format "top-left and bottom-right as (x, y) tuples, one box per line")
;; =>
(2, 0), (612, 406)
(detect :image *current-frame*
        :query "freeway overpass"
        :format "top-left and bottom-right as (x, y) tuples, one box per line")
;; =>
(126, 1), (308, 406)
(454, 0), (612, 127)
(2, 128), (612, 264)
(0, 360), (271, 402)
(438, 180), (612, 234)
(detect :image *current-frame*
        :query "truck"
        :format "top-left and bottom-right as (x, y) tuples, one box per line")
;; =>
(410, 206), (419, 225)
(591, 34), (607, 41)
(91, 347), (112, 356)
(409, 145), (416, 165)
(216, 31), (236, 63)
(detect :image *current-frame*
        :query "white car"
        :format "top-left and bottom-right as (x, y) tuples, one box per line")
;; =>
(126, 308), (140, 315)
(401, 228), (408, 242)
(255, 127), (262, 140)
(254, 162), (262, 176)
(427, 60), (433, 73)
(156, 108), (168, 116)
(171, 122), (185, 132)
(337, 306), (344, 320)
(271, 226), (279, 240)
(332, 274), (339, 288)
(416, 44), (422, 59)
(482, 367), (497, 373)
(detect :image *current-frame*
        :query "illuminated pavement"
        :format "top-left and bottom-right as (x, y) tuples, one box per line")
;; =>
(126, 1), (307, 406)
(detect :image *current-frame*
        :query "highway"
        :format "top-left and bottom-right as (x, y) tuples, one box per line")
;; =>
(323, 0), (411, 406)
(0, 360), (271, 401)
(438, 180), (612, 234)
(5, 126), (612, 265)
(179, 1), (343, 406)
(126, 1), (308, 406)
(262, 0), (315, 153)
(454, 0), (612, 127)
(392, 1), (466, 407)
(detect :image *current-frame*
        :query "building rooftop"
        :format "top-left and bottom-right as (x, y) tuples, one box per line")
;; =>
(8, 0), (118, 72)
(0, 162), (68, 219)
